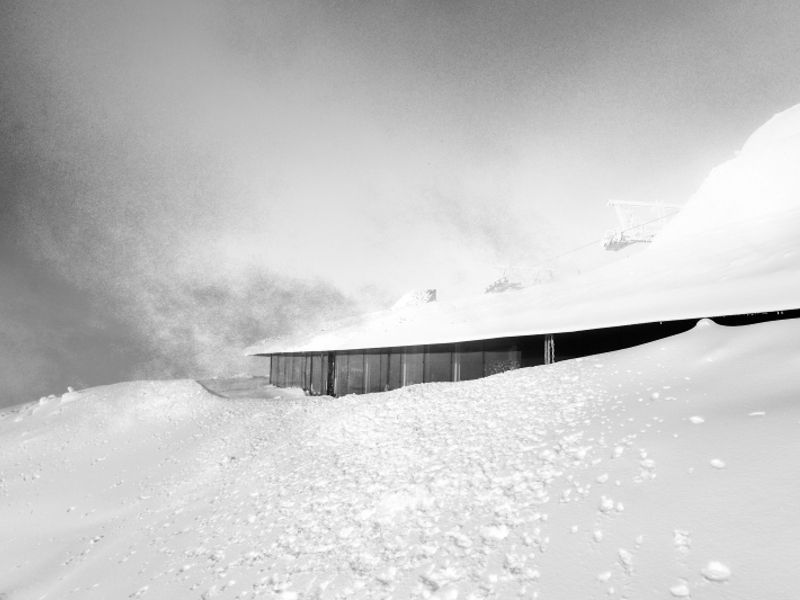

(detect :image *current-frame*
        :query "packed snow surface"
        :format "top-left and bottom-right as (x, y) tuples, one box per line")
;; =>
(3, 318), (800, 599)
(248, 104), (800, 354)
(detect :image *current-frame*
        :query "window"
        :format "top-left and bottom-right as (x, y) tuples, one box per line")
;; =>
(346, 353), (365, 395)
(310, 354), (323, 395)
(424, 346), (452, 382)
(365, 352), (384, 393)
(334, 353), (349, 396)
(455, 342), (484, 381)
(403, 347), (424, 386)
(484, 340), (520, 376)
(387, 351), (402, 390)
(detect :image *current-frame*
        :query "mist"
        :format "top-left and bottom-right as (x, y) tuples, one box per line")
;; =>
(3, 0), (800, 407)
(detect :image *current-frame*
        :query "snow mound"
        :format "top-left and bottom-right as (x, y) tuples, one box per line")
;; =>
(694, 318), (717, 329)
(655, 103), (800, 244)
(3, 319), (800, 598)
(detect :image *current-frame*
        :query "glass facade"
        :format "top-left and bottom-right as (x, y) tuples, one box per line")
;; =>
(387, 351), (403, 390)
(402, 347), (424, 386)
(292, 355), (304, 387)
(310, 354), (323, 395)
(334, 354), (349, 396)
(269, 356), (277, 385)
(277, 355), (287, 387)
(321, 353), (330, 395)
(282, 355), (291, 386)
(379, 353), (391, 392)
(346, 353), (365, 395)
(268, 336), (537, 396)
(263, 319), (727, 397)
(365, 352), (383, 393)
(303, 355), (312, 390)
(424, 347), (452, 382)
(455, 343), (484, 381)
(484, 340), (521, 376)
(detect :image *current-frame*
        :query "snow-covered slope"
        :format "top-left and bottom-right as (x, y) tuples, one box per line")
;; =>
(247, 104), (800, 354)
(654, 102), (800, 243)
(3, 318), (799, 599)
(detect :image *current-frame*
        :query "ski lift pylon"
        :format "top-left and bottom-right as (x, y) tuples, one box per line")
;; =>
(603, 200), (681, 251)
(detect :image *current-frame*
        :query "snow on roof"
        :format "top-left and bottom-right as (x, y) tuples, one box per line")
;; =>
(246, 105), (800, 355)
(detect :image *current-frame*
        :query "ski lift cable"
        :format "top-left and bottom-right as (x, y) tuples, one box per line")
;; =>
(535, 207), (681, 267)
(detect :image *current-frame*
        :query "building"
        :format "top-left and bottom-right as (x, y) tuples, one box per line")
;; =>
(251, 311), (797, 397)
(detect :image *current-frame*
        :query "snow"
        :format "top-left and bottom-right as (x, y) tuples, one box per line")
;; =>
(391, 289), (438, 311)
(3, 318), (800, 599)
(701, 561), (732, 583)
(246, 105), (800, 354)
(5, 104), (800, 598)
(670, 581), (691, 597)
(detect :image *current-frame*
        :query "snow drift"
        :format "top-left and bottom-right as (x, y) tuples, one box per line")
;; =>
(656, 102), (800, 241)
(2, 318), (800, 599)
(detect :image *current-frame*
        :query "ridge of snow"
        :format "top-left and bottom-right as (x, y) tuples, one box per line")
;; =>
(741, 102), (800, 153)
(654, 103), (800, 244)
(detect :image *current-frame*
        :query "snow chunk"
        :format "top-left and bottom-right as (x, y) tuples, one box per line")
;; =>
(480, 524), (509, 541)
(673, 530), (691, 554)
(669, 581), (691, 597)
(701, 560), (732, 582)
(374, 485), (433, 522)
(430, 587), (459, 600)
(617, 548), (634, 573)
(60, 391), (83, 404)
(376, 567), (397, 585)
(598, 496), (615, 513)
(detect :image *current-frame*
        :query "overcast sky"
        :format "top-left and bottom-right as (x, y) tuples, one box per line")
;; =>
(2, 0), (800, 406)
